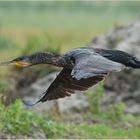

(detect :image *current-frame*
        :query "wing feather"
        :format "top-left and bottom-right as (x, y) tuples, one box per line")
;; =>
(23, 68), (105, 105)
(72, 52), (124, 80)
(23, 50), (124, 106)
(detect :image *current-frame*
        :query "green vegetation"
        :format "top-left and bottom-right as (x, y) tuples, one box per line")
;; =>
(87, 82), (104, 113)
(21, 34), (61, 55)
(0, 100), (140, 138)
(0, 100), (65, 138)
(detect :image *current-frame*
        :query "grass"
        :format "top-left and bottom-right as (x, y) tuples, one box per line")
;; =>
(0, 100), (140, 139)
(87, 82), (104, 113)
(0, 100), (65, 138)
(71, 124), (140, 139)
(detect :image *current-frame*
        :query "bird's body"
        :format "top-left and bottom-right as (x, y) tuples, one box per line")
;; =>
(1, 47), (140, 106)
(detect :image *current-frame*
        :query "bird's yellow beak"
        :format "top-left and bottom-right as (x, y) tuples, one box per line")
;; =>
(0, 60), (30, 68)
(15, 61), (27, 67)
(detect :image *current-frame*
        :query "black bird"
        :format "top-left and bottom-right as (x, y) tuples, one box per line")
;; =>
(1, 47), (140, 106)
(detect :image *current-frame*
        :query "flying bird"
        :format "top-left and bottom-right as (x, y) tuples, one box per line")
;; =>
(0, 47), (140, 106)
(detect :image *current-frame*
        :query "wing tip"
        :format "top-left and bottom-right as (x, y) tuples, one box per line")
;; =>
(22, 99), (39, 106)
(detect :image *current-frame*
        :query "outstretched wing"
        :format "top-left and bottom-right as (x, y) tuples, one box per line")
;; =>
(23, 68), (105, 106)
(71, 51), (125, 80)
(23, 51), (125, 106)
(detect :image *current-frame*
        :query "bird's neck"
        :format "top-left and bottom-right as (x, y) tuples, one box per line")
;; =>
(30, 52), (72, 68)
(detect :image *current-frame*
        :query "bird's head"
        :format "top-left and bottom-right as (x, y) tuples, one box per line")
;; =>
(0, 56), (32, 68)
(13, 56), (32, 67)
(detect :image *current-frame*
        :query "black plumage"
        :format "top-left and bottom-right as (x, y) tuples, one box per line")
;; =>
(1, 47), (140, 106)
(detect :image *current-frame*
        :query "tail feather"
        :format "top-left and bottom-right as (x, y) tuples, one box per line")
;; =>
(129, 59), (140, 68)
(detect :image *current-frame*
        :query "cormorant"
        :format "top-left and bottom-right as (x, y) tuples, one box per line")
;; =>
(0, 47), (140, 106)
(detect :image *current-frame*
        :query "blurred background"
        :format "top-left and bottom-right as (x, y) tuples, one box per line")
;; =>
(0, 1), (140, 139)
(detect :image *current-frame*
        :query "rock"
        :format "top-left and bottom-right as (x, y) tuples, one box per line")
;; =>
(57, 92), (89, 113)
(89, 20), (140, 115)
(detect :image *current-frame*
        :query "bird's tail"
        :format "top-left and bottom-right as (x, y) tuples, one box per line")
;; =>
(129, 59), (140, 68)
